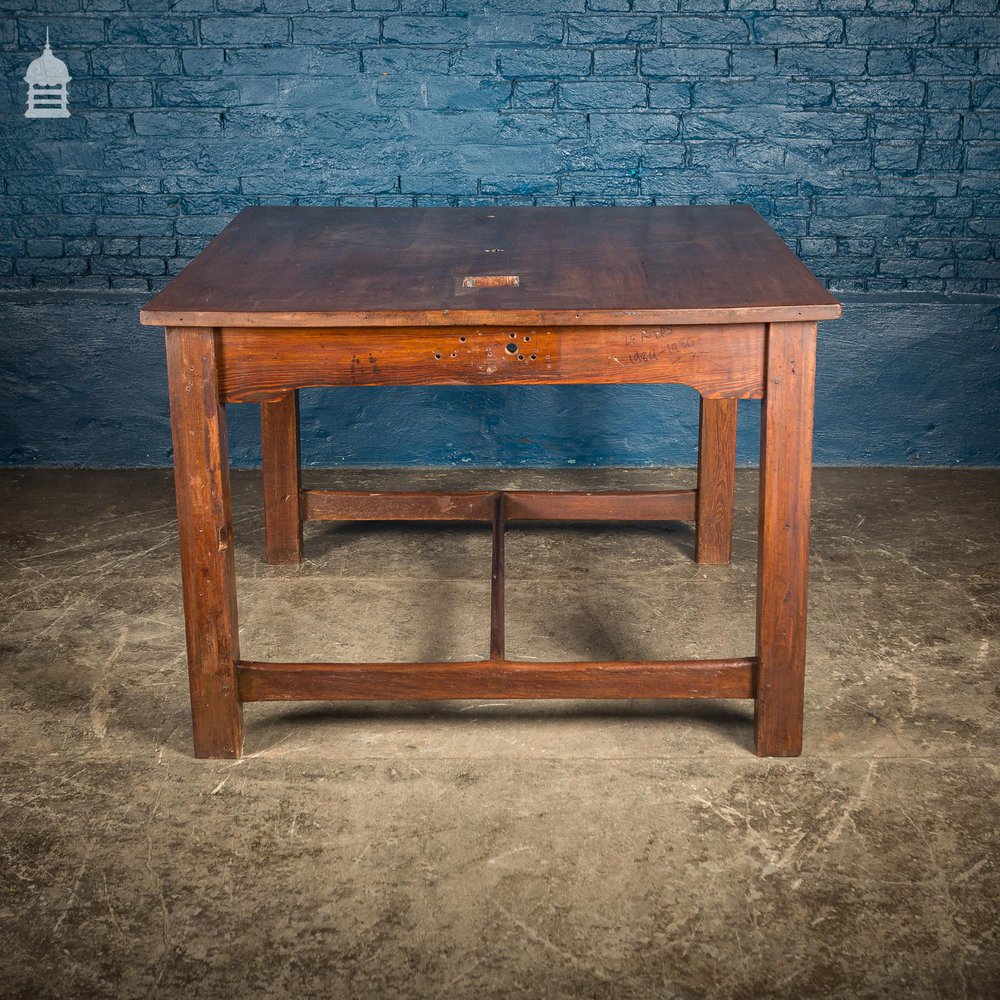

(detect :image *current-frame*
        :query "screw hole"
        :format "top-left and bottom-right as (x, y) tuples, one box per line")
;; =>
(505, 342), (518, 354)
(434, 353), (441, 360)
(530, 354), (537, 360)
(517, 354), (524, 360)
(459, 336), (466, 342)
(524, 335), (530, 342)
(509, 332), (516, 339)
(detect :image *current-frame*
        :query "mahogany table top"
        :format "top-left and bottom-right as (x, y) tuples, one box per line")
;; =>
(141, 205), (841, 329)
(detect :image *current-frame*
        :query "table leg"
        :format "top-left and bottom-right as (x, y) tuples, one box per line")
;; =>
(261, 391), (303, 564)
(696, 396), (738, 565)
(165, 326), (244, 759)
(754, 322), (817, 757)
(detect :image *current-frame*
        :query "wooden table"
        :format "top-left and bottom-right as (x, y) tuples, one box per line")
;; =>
(141, 205), (840, 759)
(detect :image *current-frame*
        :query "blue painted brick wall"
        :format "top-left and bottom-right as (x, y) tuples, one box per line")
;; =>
(1, 3), (998, 294)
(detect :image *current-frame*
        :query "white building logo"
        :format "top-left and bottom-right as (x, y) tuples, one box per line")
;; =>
(25, 29), (71, 119)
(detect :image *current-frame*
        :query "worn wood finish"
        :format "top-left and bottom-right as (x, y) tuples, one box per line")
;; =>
(300, 488), (697, 523)
(260, 391), (302, 564)
(217, 324), (766, 400)
(237, 658), (757, 702)
(164, 327), (243, 759)
(149, 207), (839, 758)
(140, 206), (840, 329)
(503, 489), (696, 522)
(302, 489), (496, 522)
(696, 397), (738, 565)
(754, 322), (818, 757)
(490, 492), (505, 661)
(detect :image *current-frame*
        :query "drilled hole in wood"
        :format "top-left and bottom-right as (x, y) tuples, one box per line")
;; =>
(434, 352), (441, 360)
(505, 342), (518, 354)
(459, 336), (466, 342)
(530, 354), (537, 360)
(518, 354), (524, 360)
(524, 335), (531, 342)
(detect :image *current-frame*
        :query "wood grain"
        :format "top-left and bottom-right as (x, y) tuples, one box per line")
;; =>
(490, 492), (505, 661)
(152, 207), (838, 758)
(502, 489), (696, 522)
(165, 326), (243, 759)
(236, 658), (757, 702)
(302, 489), (495, 522)
(260, 391), (302, 564)
(217, 324), (766, 399)
(140, 206), (840, 328)
(299, 489), (697, 523)
(696, 397), (738, 565)
(754, 321), (818, 757)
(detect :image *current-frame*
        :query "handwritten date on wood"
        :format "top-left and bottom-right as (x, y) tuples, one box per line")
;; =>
(624, 332), (697, 364)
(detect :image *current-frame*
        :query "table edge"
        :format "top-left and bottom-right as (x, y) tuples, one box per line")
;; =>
(140, 304), (842, 328)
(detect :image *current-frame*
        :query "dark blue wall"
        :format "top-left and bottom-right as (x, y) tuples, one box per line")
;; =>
(0, 4), (998, 467)
(1, 2), (998, 292)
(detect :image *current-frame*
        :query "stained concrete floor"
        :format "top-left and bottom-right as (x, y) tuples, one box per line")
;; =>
(1, 467), (998, 999)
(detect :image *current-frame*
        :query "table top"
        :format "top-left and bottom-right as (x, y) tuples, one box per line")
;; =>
(141, 205), (841, 329)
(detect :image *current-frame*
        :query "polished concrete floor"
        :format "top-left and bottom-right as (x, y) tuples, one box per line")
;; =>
(1, 467), (998, 999)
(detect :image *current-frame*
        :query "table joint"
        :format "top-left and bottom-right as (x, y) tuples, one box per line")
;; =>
(299, 488), (698, 523)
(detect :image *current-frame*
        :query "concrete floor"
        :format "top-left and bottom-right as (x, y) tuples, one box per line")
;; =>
(1, 467), (998, 998)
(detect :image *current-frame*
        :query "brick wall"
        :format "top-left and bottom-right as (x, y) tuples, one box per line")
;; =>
(0, 3), (998, 294)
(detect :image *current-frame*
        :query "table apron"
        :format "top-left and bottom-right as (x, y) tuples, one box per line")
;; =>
(215, 324), (766, 401)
